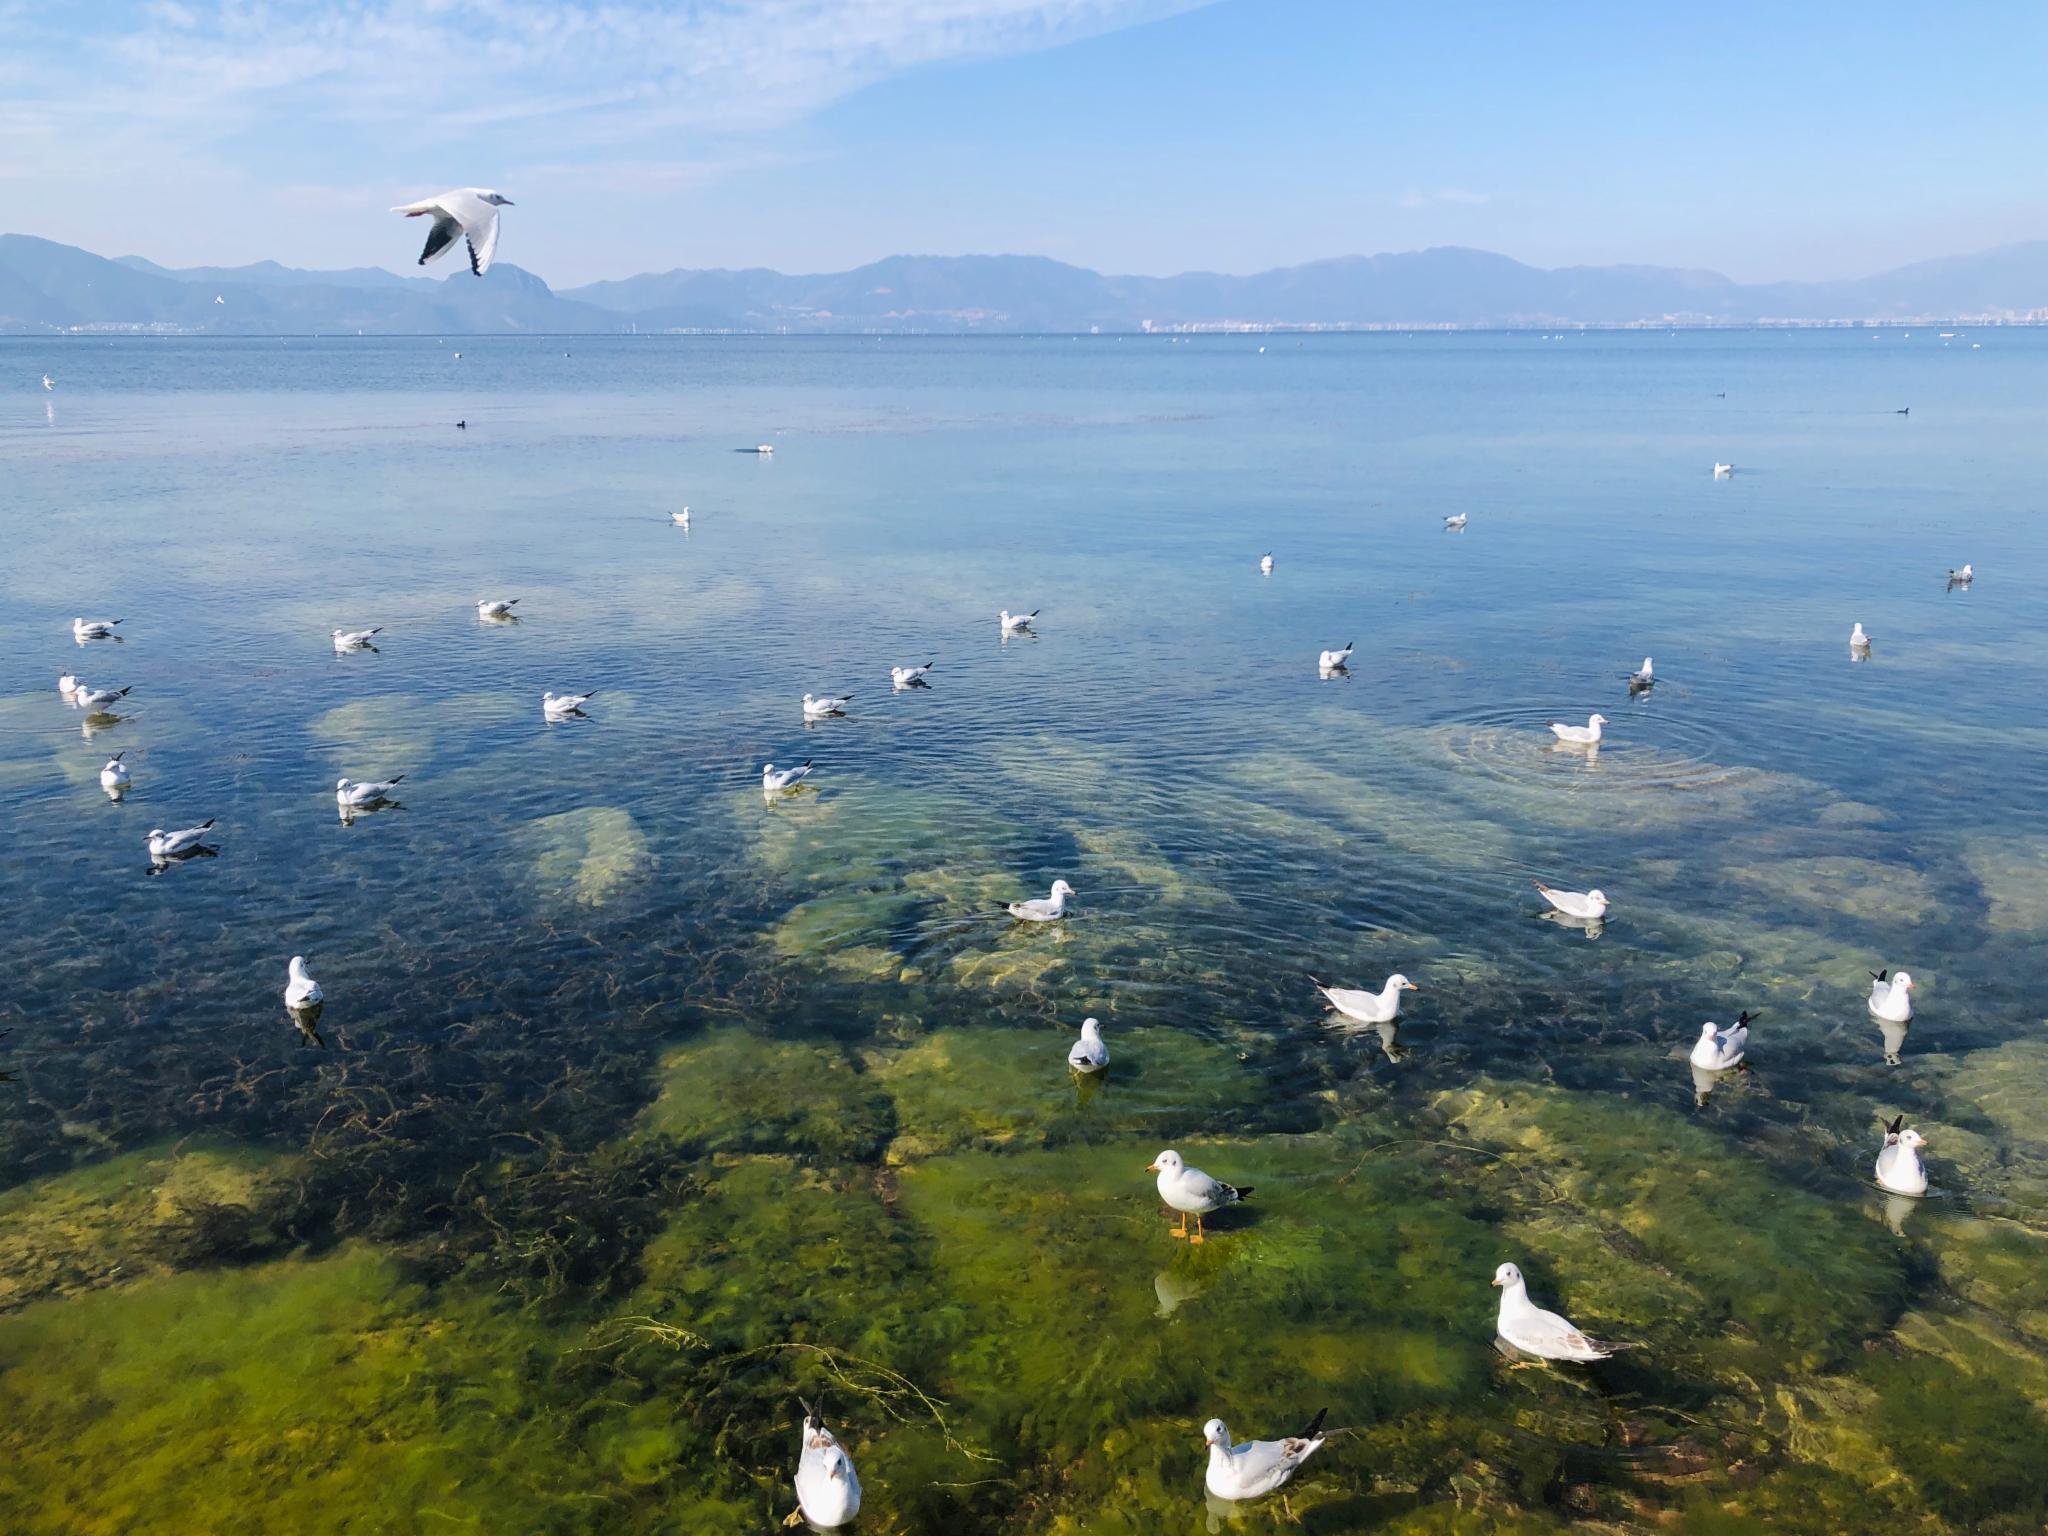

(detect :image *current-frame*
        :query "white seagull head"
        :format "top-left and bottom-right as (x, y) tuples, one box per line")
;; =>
(1492, 1262), (1523, 1289)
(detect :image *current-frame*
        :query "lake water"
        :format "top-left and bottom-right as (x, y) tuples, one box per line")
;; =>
(3, 330), (2046, 1534)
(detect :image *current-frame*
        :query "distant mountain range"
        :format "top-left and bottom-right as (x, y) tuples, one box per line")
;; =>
(4, 231), (2047, 335)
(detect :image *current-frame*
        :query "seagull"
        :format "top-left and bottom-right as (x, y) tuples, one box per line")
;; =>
(391, 188), (514, 276)
(42, 374), (54, 390)
(1492, 1262), (1631, 1361)
(1690, 1011), (1755, 1071)
(891, 662), (934, 688)
(1148, 1149), (1250, 1244)
(1318, 642), (1354, 672)
(477, 598), (519, 619)
(75, 683), (131, 713)
(72, 617), (122, 640)
(147, 820), (215, 860)
(1068, 1016), (1108, 1073)
(543, 690), (595, 718)
(57, 674), (81, 701)
(336, 775), (405, 808)
(802, 693), (852, 718)
(332, 627), (382, 652)
(1535, 883), (1609, 920)
(1203, 1410), (1328, 1504)
(1628, 657), (1654, 691)
(672, 508), (690, 528)
(285, 954), (324, 1010)
(1007, 879), (1074, 922)
(762, 761), (813, 793)
(1312, 973), (1418, 1025)
(1850, 623), (1871, 650)
(1444, 513), (1468, 529)
(99, 753), (129, 793)
(1875, 1116), (1929, 1196)
(791, 1399), (860, 1529)
(1948, 563), (1973, 585)
(999, 609), (1038, 633)
(1548, 713), (1608, 745)
(751, 443), (774, 454)
(1868, 970), (1914, 1023)
(1713, 462), (1733, 478)
(1259, 553), (1274, 575)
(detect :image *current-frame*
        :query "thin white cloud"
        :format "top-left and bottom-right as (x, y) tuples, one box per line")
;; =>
(1399, 187), (1490, 209)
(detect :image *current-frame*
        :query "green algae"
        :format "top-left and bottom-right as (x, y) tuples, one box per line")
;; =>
(517, 804), (652, 907)
(0, 1140), (302, 1312)
(633, 1030), (893, 1162)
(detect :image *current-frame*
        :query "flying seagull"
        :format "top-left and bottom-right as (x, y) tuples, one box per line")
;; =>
(391, 189), (514, 276)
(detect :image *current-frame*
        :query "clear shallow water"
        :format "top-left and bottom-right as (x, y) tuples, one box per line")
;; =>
(2, 332), (2047, 1533)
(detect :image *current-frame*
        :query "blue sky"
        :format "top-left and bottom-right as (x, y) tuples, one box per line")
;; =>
(4, 1), (2044, 285)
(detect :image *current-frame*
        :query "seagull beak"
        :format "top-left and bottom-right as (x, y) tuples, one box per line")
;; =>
(1404, 982), (1420, 992)
(1145, 1161), (1160, 1172)
(1490, 1277), (1502, 1287)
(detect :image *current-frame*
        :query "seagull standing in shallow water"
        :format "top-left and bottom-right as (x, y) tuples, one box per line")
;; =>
(1203, 1410), (1328, 1504)
(762, 761), (812, 793)
(1007, 879), (1074, 922)
(75, 683), (131, 713)
(1869, 970), (1914, 1023)
(1492, 1262), (1631, 1361)
(1148, 1149), (1250, 1244)
(391, 188), (514, 276)
(1875, 1117), (1929, 1196)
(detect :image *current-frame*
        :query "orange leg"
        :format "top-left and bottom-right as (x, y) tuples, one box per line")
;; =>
(1190, 1213), (1206, 1245)
(1172, 1211), (1188, 1239)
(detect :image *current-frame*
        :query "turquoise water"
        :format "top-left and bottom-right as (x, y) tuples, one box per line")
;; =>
(3, 331), (2046, 1533)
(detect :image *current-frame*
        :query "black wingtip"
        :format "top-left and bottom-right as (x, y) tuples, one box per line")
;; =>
(1297, 1407), (1329, 1440)
(1232, 1185), (1254, 1201)
(1871, 969), (1887, 982)
(390, 774), (406, 786)
(1737, 1009), (1759, 1025)
(199, 818), (216, 830)
(1887, 1114), (1904, 1135)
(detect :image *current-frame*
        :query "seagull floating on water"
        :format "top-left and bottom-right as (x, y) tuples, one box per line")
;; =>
(791, 1399), (860, 1529)
(1850, 622), (1871, 651)
(672, 507), (690, 528)
(1875, 1116), (1929, 1196)
(1312, 973), (1417, 1025)
(1713, 462), (1733, 478)
(1492, 1262), (1631, 1361)
(1318, 641), (1353, 672)
(391, 188), (513, 276)
(147, 820), (215, 861)
(100, 753), (130, 794)
(999, 609), (1038, 633)
(1444, 513), (1468, 529)
(762, 760), (813, 793)
(75, 683), (131, 713)
(336, 775), (405, 808)
(1690, 1011), (1755, 1071)
(285, 954), (323, 1009)
(1548, 713), (1608, 745)
(1259, 553), (1274, 575)
(1203, 1410), (1328, 1504)
(1628, 657), (1654, 691)
(332, 627), (382, 652)
(72, 617), (122, 640)
(802, 693), (852, 718)
(1947, 563), (1973, 585)
(1148, 1149), (1250, 1244)
(1868, 969), (1914, 1023)
(477, 598), (518, 619)
(1536, 883), (1609, 920)
(749, 443), (774, 454)
(891, 662), (934, 688)
(1007, 879), (1074, 922)
(543, 690), (595, 719)
(1068, 1016), (1108, 1073)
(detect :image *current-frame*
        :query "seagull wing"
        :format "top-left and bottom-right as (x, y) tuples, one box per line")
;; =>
(465, 207), (502, 275)
(417, 214), (463, 267)
(391, 196), (447, 216)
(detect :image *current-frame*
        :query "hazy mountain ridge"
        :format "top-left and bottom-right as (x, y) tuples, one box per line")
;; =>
(5, 232), (2047, 334)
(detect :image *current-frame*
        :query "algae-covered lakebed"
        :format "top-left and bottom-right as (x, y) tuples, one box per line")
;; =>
(4, 332), (2048, 1532)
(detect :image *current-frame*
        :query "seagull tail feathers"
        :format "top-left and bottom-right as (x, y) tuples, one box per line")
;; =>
(1296, 1407), (1329, 1440)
